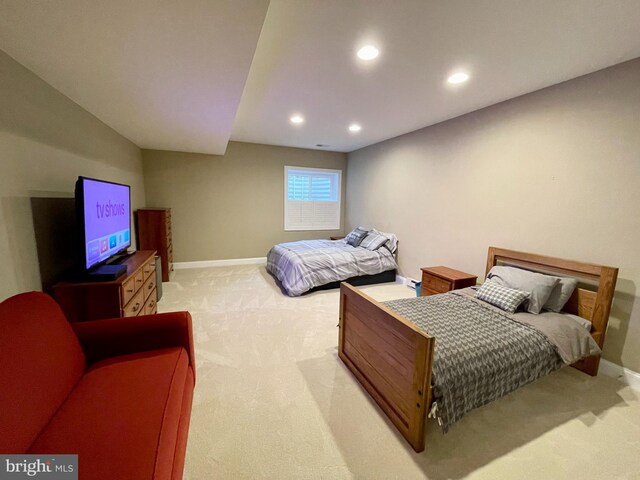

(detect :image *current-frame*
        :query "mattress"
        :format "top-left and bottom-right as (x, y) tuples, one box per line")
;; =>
(266, 239), (397, 296)
(383, 289), (599, 432)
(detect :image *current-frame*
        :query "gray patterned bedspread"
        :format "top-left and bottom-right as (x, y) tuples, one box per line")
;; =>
(267, 239), (397, 296)
(383, 292), (565, 432)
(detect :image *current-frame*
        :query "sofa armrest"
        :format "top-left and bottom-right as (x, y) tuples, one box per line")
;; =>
(72, 312), (195, 379)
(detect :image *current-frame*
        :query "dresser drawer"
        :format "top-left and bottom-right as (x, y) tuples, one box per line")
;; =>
(133, 270), (144, 293)
(144, 290), (157, 315)
(123, 289), (145, 317)
(121, 276), (137, 305)
(142, 274), (156, 300)
(422, 273), (452, 293)
(142, 259), (155, 280)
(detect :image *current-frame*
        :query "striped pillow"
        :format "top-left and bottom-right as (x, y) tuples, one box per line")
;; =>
(359, 231), (389, 251)
(344, 227), (369, 247)
(475, 281), (529, 313)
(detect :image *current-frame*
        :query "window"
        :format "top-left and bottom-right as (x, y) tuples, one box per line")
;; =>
(284, 166), (341, 231)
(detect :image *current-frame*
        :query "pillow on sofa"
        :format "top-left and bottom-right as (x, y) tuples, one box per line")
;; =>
(344, 227), (369, 247)
(475, 281), (530, 313)
(487, 266), (560, 314)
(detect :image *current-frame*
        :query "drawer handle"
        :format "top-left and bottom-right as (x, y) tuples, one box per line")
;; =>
(148, 283), (154, 290)
(132, 302), (141, 312)
(126, 288), (134, 294)
(149, 301), (155, 308)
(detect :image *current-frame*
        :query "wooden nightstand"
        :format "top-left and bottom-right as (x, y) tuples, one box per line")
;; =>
(420, 266), (477, 296)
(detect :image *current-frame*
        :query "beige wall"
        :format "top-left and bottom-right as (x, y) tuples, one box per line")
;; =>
(0, 50), (145, 301)
(142, 142), (347, 261)
(346, 58), (640, 372)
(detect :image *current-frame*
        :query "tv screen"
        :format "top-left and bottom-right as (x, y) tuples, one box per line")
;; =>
(76, 177), (131, 270)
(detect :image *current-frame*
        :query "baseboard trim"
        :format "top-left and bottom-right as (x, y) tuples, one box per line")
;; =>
(395, 274), (407, 285)
(599, 359), (640, 391)
(173, 257), (267, 269)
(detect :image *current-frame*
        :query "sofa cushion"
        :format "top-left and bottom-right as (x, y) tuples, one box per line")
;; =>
(28, 347), (190, 480)
(0, 292), (85, 453)
(168, 368), (195, 480)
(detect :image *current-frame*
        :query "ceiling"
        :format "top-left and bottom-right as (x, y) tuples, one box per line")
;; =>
(1, 0), (640, 154)
(0, 0), (269, 154)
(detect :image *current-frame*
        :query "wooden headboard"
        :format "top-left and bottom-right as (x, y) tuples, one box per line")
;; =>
(486, 247), (618, 375)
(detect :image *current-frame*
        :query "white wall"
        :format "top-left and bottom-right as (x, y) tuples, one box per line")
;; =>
(0, 50), (145, 300)
(346, 58), (640, 372)
(142, 143), (347, 262)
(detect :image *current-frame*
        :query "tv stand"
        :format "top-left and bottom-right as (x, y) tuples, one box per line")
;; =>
(86, 264), (127, 281)
(107, 251), (135, 265)
(53, 250), (158, 322)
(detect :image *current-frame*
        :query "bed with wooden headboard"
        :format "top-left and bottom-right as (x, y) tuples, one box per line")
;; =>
(338, 246), (618, 452)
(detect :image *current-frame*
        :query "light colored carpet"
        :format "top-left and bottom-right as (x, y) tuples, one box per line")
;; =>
(159, 265), (640, 480)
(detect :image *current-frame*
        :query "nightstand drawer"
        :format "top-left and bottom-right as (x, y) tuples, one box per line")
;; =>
(421, 286), (440, 296)
(422, 273), (451, 293)
(420, 266), (477, 297)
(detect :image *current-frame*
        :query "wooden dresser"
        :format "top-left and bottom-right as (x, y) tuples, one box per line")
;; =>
(136, 208), (173, 282)
(53, 250), (157, 322)
(420, 266), (477, 296)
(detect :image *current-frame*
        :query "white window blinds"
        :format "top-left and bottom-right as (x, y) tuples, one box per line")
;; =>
(284, 166), (341, 231)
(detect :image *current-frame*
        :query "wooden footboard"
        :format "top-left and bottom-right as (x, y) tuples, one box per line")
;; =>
(338, 283), (434, 452)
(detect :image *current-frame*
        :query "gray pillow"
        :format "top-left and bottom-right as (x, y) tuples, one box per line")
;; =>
(475, 281), (530, 313)
(344, 227), (369, 247)
(372, 229), (398, 253)
(359, 231), (388, 251)
(543, 277), (578, 312)
(512, 311), (600, 363)
(565, 313), (592, 331)
(487, 266), (560, 314)
(530, 311), (592, 331)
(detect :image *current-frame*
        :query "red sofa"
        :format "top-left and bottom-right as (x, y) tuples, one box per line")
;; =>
(0, 292), (195, 480)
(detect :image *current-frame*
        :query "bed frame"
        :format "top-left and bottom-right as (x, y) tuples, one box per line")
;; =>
(308, 269), (397, 293)
(338, 246), (618, 452)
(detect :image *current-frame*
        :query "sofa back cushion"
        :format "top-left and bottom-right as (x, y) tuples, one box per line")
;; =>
(0, 292), (85, 453)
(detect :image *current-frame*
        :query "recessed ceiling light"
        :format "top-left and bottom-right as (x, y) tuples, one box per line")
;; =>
(447, 72), (470, 84)
(289, 115), (304, 125)
(348, 123), (362, 133)
(357, 45), (379, 61)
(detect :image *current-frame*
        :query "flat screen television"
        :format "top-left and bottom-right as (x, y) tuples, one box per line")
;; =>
(75, 176), (131, 271)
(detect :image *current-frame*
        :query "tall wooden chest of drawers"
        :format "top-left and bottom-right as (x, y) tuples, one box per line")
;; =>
(136, 208), (173, 282)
